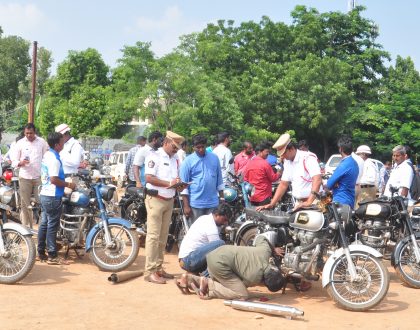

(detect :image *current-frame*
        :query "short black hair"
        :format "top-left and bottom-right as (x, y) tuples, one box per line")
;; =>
(192, 134), (207, 146)
(337, 136), (352, 155)
(24, 123), (36, 132)
(137, 136), (146, 144)
(285, 141), (298, 151)
(213, 202), (233, 220)
(298, 140), (308, 149)
(263, 266), (285, 292)
(148, 131), (163, 142)
(242, 141), (252, 149)
(255, 141), (271, 154)
(216, 132), (230, 144)
(47, 132), (63, 148)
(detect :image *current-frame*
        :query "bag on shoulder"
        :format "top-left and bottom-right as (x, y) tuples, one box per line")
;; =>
(410, 165), (420, 200)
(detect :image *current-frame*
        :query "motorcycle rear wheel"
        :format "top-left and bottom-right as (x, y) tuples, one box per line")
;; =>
(394, 238), (420, 288)
(0, 229), (36, 284)
(238, 227), (257, 246)
(89, 225), (139, 272)
(326, 251), (389, 311)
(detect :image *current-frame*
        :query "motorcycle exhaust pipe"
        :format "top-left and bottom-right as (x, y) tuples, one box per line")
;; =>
(224, 300), (304, 319)
(108, 270), (144, 284)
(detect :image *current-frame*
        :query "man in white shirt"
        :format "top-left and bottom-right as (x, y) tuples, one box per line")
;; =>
(212, 132), (234, 184)
(55, 123), (86, 176)
(384, 145), (414, 201)
(257, 133), (322, 211)
(178, 204), (231, 275)
(355, 145), (379, 206)
(125, 136), (146, 184)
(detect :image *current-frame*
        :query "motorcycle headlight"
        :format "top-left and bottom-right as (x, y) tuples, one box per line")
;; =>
(101, 165), (111, 175)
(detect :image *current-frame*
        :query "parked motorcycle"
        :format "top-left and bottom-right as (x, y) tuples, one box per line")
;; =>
(236, 193), (389, 311)
(59, 170), (139, 271)
(0, 165), (40, 226)
(0, 217), (36, 283)
(355, 186), (420, 288)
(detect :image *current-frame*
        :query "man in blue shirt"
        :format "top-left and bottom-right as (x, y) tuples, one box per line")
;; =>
(180, 134), (224, 222)
(326, 136), (359, 208)
(38, 132), (76, 265)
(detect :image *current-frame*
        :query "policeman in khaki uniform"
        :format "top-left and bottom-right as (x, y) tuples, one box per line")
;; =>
(143, 131), (186, 284)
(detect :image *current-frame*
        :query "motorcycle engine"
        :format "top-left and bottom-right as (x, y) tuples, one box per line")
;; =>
(60, 206), (91, 244)
(283, 229), (325, 273)
(359, 219), (390, 248)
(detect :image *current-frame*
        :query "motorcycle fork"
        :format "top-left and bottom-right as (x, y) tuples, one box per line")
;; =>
(405, 215), (420, 262)
(0, 227), (5, 255)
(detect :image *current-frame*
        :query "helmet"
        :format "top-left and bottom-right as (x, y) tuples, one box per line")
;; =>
(356, 145), (371, 155)
(92, 157), (104, 169)
(223, 187), (238, 203)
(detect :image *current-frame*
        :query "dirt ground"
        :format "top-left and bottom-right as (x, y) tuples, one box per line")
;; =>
(1, 241), (420, 330)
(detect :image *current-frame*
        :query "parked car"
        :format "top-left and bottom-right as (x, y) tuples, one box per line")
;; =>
(109, 151), (128, 187)
(324, 153), (384, 188)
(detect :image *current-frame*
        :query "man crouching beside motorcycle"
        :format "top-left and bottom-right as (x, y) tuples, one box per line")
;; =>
(176, 235), (285, 300)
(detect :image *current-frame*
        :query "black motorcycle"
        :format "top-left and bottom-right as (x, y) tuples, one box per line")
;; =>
(235, 193), (389, 311)
(355, 186), (420, 288)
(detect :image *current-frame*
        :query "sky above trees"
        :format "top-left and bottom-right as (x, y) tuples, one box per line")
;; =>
(0, 0), (418, 73)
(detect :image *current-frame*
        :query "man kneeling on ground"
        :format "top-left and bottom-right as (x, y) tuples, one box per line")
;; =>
(176, 235), (285, 300)
(178, 203), (232, 275)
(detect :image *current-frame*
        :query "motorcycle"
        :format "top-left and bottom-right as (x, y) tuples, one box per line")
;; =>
(0, 217), (36, 284)
(0, 165), (40, 226)
(354, 186), (420, 288)
(59, 170), (139, 272)
(236, 193), (389, 311)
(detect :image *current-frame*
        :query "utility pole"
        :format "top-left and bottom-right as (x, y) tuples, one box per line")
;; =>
(28, 41), (38, 124)
(348, 0), (356, 12)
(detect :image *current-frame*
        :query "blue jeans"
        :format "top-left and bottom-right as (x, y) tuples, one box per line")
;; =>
(180, 240), (225, 274)
(37, 195), (63, 258)
(191, 207), (217, 223)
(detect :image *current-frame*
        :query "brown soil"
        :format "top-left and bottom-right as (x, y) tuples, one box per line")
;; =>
(1, 245), (420, 330)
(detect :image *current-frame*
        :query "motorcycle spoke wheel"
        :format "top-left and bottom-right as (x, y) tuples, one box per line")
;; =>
(395, 238), (420, 288)
(238, 227), (257, 246)
(90, 225), (139, 272)
(0, 229), (36, 284)
(327, 252), (389, 311)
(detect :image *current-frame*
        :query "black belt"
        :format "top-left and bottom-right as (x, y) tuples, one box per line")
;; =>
(360, 184), (375, 188)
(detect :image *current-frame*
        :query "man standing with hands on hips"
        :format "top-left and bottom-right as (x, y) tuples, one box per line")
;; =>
(143, 131), (187, 284)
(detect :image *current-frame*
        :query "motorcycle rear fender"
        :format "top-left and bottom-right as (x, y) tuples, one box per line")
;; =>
(85, 217), (134, 252)
(234, 220), (257, 245)
(322, 244), (383, 288)
(391, 232), (420, 267)
(2, 222), (33, 236)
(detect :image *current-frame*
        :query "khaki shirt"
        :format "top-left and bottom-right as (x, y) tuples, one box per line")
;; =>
(206, 236), (272, 287)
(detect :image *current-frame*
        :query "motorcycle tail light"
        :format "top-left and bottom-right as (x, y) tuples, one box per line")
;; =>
(3, 169), (13, 181)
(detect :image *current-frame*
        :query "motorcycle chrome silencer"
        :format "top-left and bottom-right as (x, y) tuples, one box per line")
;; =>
(224, 300), (304, 319)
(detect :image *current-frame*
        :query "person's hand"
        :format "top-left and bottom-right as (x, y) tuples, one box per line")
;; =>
(67, 182), (76, 190)
(256, 203), (273, 211)
(274, 247), (285, 257)
(136, 181), (142, 188)
(79, 160), (88, 169)
(183, 205), (192, 218)
(19, 159), (30, 167)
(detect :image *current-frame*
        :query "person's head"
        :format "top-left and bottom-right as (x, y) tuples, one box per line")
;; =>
(180, 140), (187, 151)
(356, 145), (371, 160)
(192, 134), (207, 156)
(55, 123), (72, 143)
(263, 264), (285, 292)
(298, 139), (309, 152)
(212, 203), (233, 226)
(392, 145), (406, 165)
(384, 160), (391, 169)
(337, 136), (352, 156)
(47, 132), (64, 152)
(242, 141), (253, 155)
(137, 136), (147, 146)
(216, 132), (231, 147)
(24, 123), (37, 142)
(255, 142), (271, 160)
(162, 131), (184, 157)
(404, 145), (412, 160)
(148, 131), (163, 150)
(273, 133), (295, 159)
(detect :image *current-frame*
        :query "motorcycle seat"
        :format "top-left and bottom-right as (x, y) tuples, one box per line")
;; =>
(245, 208), (290, 225)
(127, 186), (145, 196)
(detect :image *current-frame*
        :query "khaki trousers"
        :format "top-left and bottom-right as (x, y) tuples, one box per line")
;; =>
(207, 275), (249, 300)
(19, 177), (41, 228)
(356, 186), (377, 208)
(144, 196), (174, 275)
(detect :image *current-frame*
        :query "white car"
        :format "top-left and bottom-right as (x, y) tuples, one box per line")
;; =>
(109, 151), (129, 187)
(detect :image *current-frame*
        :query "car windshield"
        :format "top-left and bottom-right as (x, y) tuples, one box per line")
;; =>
(329, 156), (342, 167)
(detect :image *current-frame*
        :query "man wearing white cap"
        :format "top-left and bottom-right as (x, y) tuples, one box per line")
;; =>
(55, 123), (86, 176)
(257, 133), (322, 211)
(355, 145), (378, 206)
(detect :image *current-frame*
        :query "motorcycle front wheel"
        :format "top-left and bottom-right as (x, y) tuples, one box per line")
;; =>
(0, 229), (36, 284)
(394, 237), (420, 288)
(326, 251), (389, 311)
(238, 227), (257, 246)
(89, 225), (139, 272)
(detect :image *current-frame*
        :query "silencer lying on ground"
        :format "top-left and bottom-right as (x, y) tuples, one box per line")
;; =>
(224, 300), (304, 319)
(108, 270), (144, 283)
